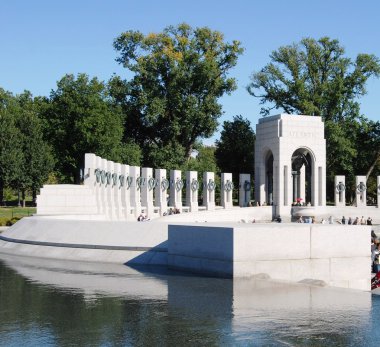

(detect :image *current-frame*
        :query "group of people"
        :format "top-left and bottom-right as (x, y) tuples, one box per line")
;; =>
(340, 216), (372, 225)
(371, 231), (380, 289)
(296, 215), (373, 225)
(296, 216), (316, 224)
(137, 213), (150, 222)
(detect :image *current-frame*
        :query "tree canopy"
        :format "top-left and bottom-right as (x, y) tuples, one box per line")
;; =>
(14, 91), (54, 205)
(43, 74), (141, 183)
(0, 89), (23, 204)
(247, 37), (380, 119)
(215, 115), (255, 183)
(247, 37), (380, 201)
(111, 23), (243, 168)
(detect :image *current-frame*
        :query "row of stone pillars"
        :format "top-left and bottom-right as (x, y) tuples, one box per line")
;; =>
(335, 175), (380, 207)
(84, 154), (255, 220)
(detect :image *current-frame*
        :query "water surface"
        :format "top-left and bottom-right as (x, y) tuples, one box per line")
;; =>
(0, 254), (379, 346)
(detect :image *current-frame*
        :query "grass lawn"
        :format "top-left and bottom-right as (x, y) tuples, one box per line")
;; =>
(0, 207), (36, 219)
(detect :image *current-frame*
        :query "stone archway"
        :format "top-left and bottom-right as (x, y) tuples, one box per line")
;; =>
(255, 114), (326, 219)
(265, 151), (274, 205)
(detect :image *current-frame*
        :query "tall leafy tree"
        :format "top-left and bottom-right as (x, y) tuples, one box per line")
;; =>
(183, 144), (219, 174)
(247, 37), (380, 119)
(14, 91), (55, 205)
(44, 74), (140, 183)
(0, 88), (23, 205)
(215, 115), (255, 183)
(247, 37), (380, 200)
(111, 23), (243, 168)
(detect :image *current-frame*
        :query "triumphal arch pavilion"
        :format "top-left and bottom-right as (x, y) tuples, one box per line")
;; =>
(255, 114), (326, 218)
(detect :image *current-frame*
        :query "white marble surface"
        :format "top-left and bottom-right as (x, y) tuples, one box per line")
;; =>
(168, 223), (371, 291)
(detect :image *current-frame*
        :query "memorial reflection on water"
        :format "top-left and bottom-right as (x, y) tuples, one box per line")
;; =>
(0, 254), (378, 346)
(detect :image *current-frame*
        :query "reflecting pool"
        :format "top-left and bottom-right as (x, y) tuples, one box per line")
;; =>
(0, 254), (379, 346)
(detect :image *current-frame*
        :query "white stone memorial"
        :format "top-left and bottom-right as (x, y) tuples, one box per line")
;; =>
(356, 175), (367, 207)
(8, 113), (380, 293)
(106, 160), (116, 220)
(203, 172), (215, 210)
(221, 173), (233, 209)
(113, 163), (123, 219)
(186, 171), (199, 212)
(170, 170), (183, 212)
(141, 167), (155, 218)
(155, 169), (168, 216)
(130, 166), (141, 218)
(255, 114), (326, 219)
(100, 158), (108, 216)
(120, 163), (133, 220)
(335, 175), (346, 207)
(239, 174), (251, 207)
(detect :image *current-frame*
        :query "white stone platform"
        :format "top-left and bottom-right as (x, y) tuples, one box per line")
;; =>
(168, 223), (371, 291)
(0, 217), (168, 265)
(0, 213), (373, 292)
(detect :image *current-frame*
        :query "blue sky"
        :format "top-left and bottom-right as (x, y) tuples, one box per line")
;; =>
(1, 0), (379, 143)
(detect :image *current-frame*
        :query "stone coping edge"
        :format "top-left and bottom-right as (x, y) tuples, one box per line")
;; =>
(0, 235), (167, 253)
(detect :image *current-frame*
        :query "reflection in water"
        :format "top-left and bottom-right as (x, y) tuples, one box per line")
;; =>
(0, 253), (379, 346)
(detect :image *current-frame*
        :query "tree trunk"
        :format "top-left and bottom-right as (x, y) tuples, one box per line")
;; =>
(17, 189), (21, 207)
(366, 150), (380, 180)
(32, 189), (37, 206)
(351, 150), (380, 206)
(0, 178), (3, 206)
(22, 189), (26, 208)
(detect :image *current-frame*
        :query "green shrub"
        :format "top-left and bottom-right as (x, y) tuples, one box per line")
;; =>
(0, 216), (21, 226)
(0, 218), (8, 226)
(6, 217), (21, 226)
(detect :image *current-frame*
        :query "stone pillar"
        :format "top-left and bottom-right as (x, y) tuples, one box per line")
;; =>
(91, 155), (102, 215)
(120, 164), (133, 220)
(186, 171), (199, 212)
(141, 167), (155, 218)
(284, 165), (290, 206)
(355, 175), (367, 207)
(292, 172), (297, 203)
(113, 163), (123, 220)
(106, 160), (116, 220)
(155, 169), (168, 216)
(130, 166), (141, 218)
(377, 176), (380, 209)
(221, 173), (233, 209)
(203, 172), (215, 210)
(299, 165), (305, 203)
(257, 166), (266, 206)
(84, 153), (96, 188)
(334, 175), (346, 207)
(100, 158), (108, 218)
(170, 170), (183, 212)
(239, 174), (251, 207)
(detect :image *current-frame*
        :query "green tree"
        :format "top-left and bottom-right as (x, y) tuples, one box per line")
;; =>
(44, 74), (140, 183)
(247, 37), (380, 119)
(0, 88), (23, 205)
(111, 23), (243, 168)
(14, 91), (55, 205)
(247, 37), (380, 200)
(215, 115), (255, 183)
(183, 144), (219, 174)
(351, 119), (380, 203)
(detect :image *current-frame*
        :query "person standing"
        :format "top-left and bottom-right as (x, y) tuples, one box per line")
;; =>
(341, 216), (346, 224)
(372, 243), (380, 273)
(367, 217), (373, 225)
